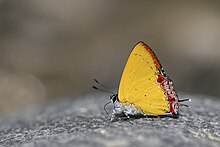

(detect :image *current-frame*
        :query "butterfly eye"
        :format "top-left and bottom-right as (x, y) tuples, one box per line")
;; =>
(110, 94), (118, 103)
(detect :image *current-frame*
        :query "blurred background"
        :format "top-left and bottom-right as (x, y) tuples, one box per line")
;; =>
(0, 0), (220, 116)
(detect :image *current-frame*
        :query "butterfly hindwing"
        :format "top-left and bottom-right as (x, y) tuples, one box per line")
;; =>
(118, 42), (169, 115)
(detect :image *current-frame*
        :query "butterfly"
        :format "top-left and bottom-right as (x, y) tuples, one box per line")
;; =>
(93, 41), (190, 121)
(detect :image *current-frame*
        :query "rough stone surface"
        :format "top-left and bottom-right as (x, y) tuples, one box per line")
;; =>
(0, 93), (220, 147)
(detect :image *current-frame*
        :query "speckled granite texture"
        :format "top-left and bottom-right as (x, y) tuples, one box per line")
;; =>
(0, 93), (219, 147)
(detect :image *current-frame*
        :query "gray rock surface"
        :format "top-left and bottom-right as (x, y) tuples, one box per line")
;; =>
(0, 93), (220, 147)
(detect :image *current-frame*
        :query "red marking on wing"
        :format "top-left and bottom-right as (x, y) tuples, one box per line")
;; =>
(156, 72), (179, 115)
(138, 41), (181, 115)
(156, 74), (164, 83)
(170, 103), (175, 113)
(139, 42), (162, 69)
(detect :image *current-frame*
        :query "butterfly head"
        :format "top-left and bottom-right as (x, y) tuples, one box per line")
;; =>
(110, 94), (118, 103)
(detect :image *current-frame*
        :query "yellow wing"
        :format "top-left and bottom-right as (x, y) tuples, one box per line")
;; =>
(118, 42), (169, 115)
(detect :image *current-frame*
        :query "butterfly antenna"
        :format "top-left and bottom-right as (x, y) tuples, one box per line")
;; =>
(93, 78), (111, 90)
(92, 86), (115, 95)
(92, 79), (116, 119)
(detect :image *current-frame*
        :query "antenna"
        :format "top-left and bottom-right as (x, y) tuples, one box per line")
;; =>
(92, 78), (116, 119)
(92, 86), (115, 95)
(92, 78), (115, 95)
(93, 78), (111, 90)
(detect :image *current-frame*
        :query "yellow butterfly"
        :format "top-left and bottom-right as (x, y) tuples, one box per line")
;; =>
(109, 41), (190, 121)
(93, 41), (190, 121)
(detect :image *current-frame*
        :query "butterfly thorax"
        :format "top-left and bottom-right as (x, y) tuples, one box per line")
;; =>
(111, 96), (143, 121)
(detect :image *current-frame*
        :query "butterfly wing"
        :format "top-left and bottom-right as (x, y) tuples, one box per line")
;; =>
(118, 42), (169, 115)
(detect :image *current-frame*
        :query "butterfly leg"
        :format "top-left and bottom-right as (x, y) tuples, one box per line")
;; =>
(110, 107), (116, 121)
(122, 110), (135, 124)
(122, 110), (130, 119)
(110, 113), (116, 121)
(110, 104), (123, 121)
